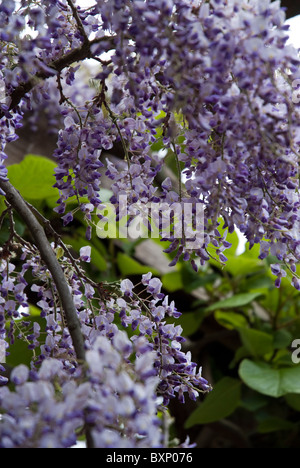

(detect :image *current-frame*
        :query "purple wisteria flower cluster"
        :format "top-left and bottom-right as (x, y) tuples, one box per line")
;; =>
(1, 0), (296, 285)
(1, 0), (300, 449)
(99, 0), (300, 285)
(119, 273), (210, 403)
(0, 336), (161, 448)
(0, 243), (208, 447)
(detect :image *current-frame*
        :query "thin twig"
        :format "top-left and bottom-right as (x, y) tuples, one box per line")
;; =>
(25, 201), (100, 290)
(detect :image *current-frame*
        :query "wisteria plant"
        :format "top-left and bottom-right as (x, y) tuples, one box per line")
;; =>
(0, 0), (300, 449)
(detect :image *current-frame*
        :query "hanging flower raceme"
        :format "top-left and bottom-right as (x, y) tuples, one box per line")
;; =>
(0, 333), (162, 448)
(0, 242), (209, 448)
(0, 0), (297, 284)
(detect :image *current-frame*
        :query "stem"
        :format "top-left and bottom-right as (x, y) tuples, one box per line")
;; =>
(171, 140), (182, 202)
(66, 0), (90, 46)
(25, 201), (102, 293)
(0, 179), (86, 362)
(105, 103), (131, 171)
(0, 179), (96, 447)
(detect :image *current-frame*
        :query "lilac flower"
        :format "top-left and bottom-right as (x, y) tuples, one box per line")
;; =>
(271, 263), (287, 288)
(10, 365), (29, 386)
(120, 278), (134, 297)
(0, 375), (8, 385)
(142, 272), (153, 285)
(0, 237), (210, 447)
(147, 278), (163, 297)
(79, 246), (91, 263)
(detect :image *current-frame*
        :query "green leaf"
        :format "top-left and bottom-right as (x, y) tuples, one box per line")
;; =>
(240, 392), (268, 412)
(238, 328), (274, 357)
(206, 292), (263, 313)
(239, 274), (273, 292)
(180, 263), (218, 292)
(6, 316), (46, 368)
(285, 393), (300, 411)
(239, 359), (300, 397)
(117, 252), (159, 276)
(260, 288), (280, 314)
(224, 255), (265, 277)
(0, 195), (6, 215)
(173, 310), (204, 336)
(161, 271), (183, 292)
(0, 216), (26, 244)
(230, 345), (251, 369)
(224, 230), (240, 257)
(6, 336), (33, 368)
(7, 155), (59, 201)
(214, 310), (248, 330)
(272, 349), (295, 367)
(273, 329), (293, 350)
(55, 246), (65, 260)
(28, 304), (42, 317)
(185, 377), (241, 427)
(243, 242), (261, 259)
(257, 417), (295, 434)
